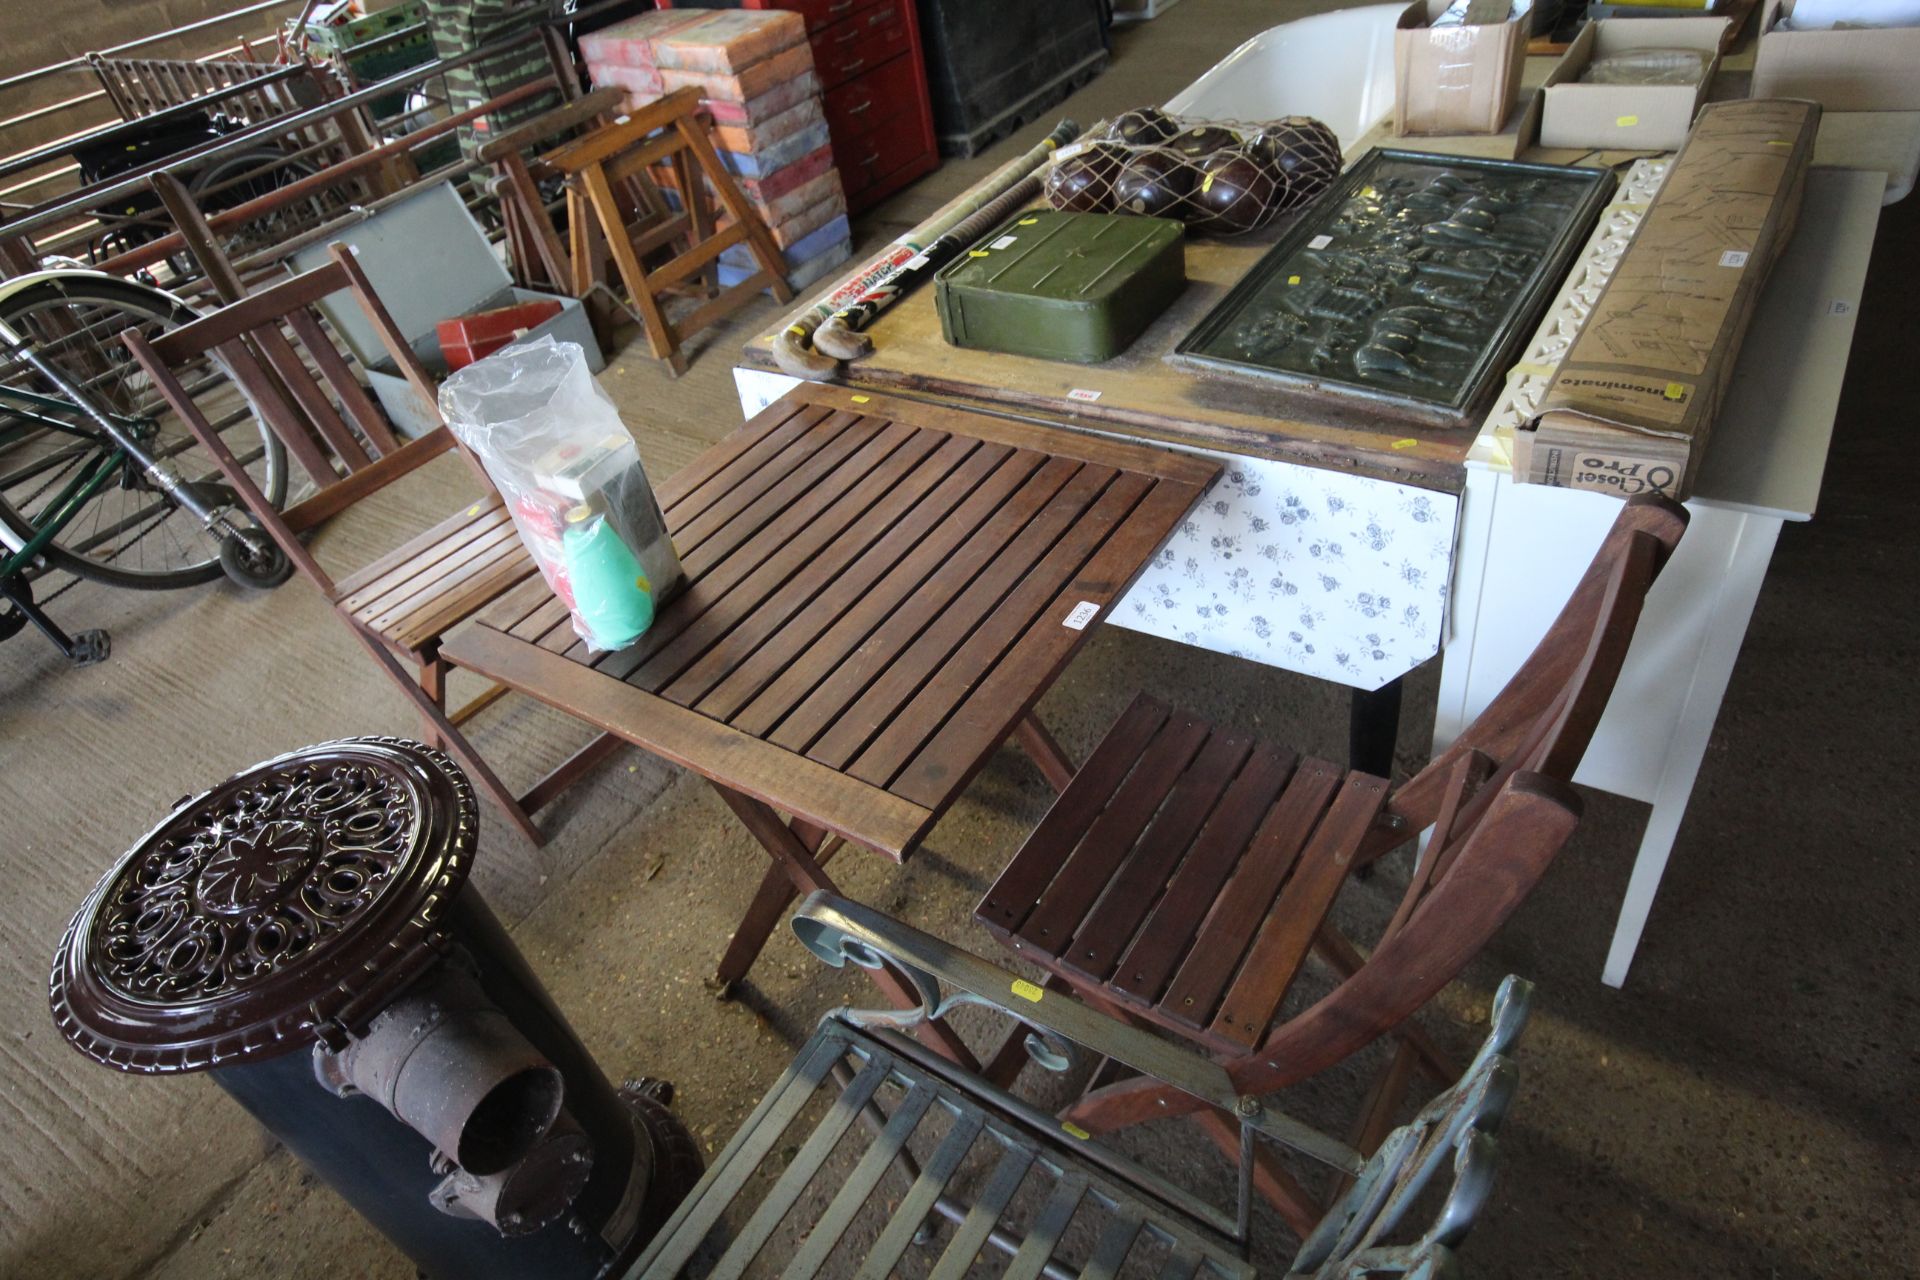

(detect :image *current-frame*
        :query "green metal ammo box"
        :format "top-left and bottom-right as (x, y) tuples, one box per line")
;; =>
(934, 210), (1186, 363)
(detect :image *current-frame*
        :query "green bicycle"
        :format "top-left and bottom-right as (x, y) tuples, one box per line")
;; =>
(1, 269), (291, 666)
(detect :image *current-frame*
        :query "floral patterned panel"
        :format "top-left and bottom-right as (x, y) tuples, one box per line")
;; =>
(1112, 453), (1458, 691)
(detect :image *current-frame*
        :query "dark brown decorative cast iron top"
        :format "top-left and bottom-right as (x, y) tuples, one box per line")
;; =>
(50, 738), (478, 1075)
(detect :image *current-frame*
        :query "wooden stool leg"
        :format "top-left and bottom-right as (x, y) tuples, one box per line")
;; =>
(583, 161), (683, 372)
(1014, 711), (1077, 792)
(712, 785), (979, 1071)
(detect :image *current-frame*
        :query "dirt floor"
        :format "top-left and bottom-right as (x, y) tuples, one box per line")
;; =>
(2, 2), (1917, 1277)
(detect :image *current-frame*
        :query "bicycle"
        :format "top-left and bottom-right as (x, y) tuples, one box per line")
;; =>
(1, 268), (292, 666)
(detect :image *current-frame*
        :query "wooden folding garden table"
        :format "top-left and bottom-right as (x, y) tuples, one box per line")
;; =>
(440, 384), (1216, 1064)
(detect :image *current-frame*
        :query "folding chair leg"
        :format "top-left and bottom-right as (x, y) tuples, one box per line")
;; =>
(417, 658), (449, 752)
(349, 625), (546, 846)
(1014, 710), (1077, 793)
(1323, 1038), (1420, 1209)
(1312, 923), (1457, 1081)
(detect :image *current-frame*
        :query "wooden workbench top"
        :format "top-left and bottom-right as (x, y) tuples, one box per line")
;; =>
(740, 213), (1483, 494)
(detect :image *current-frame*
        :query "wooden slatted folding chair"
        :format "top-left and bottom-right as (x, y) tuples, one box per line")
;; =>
(974, 493), (1689, 1232)
(121, 243), (620, 845)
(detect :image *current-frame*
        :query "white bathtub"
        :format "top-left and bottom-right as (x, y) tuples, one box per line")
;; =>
(1163, 3), (1403, 149)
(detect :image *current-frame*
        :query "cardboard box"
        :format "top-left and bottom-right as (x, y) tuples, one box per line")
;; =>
(1393, 0), (1530, 136)
(288, 183), (604, 439)
(1752, 0), (1920, 111)
(1513, 99), (1819, 499)
(1538, 16), (1727, 151)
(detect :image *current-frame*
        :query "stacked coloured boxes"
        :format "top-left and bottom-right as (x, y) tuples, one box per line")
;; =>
(579, 8), (851, 292)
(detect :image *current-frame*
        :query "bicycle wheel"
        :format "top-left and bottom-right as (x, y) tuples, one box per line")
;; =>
(0, 274), (287, 589)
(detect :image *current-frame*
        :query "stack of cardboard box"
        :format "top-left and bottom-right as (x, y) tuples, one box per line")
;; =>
(579, 8), (852, 292)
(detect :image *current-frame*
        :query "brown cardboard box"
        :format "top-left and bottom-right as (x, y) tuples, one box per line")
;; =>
(1538, 17), (1728, 152)
(1513, 99), (1819, 500)
(1393, 1), (1529, 136)
(1752, 1), (1920, 111)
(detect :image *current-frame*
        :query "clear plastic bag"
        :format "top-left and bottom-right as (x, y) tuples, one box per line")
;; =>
(438, 337), (684, 652)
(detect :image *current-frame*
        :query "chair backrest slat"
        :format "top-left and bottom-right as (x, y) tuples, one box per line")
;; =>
(1381, 495), (1686, 845)
(121, 243), (491, 600)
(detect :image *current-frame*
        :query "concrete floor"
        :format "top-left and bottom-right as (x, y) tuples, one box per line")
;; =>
(3, 2), (1918, 1276)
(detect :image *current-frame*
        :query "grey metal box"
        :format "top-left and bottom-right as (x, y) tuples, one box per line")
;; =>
(289, 181), (603, 438)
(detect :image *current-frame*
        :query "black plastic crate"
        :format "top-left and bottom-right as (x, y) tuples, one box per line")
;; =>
(915, 0), (1109, 157)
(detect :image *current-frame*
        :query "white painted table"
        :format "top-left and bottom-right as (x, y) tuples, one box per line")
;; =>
(1433, 167), (1885, 988)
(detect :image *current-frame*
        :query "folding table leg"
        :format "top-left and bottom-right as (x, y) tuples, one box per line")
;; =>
(711, 784), (979, 1071)
(714, 821), (842, 990)
(1013, 710), (1077, 793)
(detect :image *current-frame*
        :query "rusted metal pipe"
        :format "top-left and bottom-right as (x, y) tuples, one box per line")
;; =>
(314, 963), (565, 1177)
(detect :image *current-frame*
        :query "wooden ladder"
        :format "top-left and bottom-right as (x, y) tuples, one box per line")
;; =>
(543, 86), (794, 376)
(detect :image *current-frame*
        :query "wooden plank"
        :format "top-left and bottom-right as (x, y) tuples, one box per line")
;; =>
(657, 433), (975, 705)
(349, 518), (525, 630)
(599, 417), (906, 676)
(633, 426), (951, 695)
(1065, 728), (1256, 982)
(215, 337), (335, 488)
(888, 478), (1205, 809)
(379, 545), (539, 654)
(797, 461), (1109, 768)
(146, 263), (352, 364)
(738, 239), (1473, 489)
(852, 472), (1153, 789)
(1109, 740), (1299, 1005)
(1208, 772), (1388, 1046)
(658, 401), (827, 518)
(284, 308), (400, 456)
(1157, 758), (1343, 1029)
(700, 445), (1038, 727)
(475, 564), (559, 633)
(795, 384), (1221, 490)
(1012, 709), (1212, 956)
(542, 87), (705, 174)
(438, 621), (933, 858)
(744, 455), (1078, 746)
(977, 694), (1174, 935)
(334, 500), (510, 606)
(673, 411), (870, 564)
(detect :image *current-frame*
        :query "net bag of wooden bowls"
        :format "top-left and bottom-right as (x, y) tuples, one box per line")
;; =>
(1042, 107), (1342, 236)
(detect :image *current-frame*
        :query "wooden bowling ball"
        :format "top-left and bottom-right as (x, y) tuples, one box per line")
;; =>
(1170, 124), (1241, 158)
(1189, 149), (1278, 235)
(1044, 143), (1123, 212)
(1248, 117), (1343, 210)
(1113, 150), (1193, 219)
(1108, 106), (1179, 145)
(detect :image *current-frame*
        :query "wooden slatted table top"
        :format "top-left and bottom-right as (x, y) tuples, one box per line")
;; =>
(440, 385), (1219, 860)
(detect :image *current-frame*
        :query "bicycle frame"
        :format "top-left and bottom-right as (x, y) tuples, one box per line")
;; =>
(0, 312), (251, 577)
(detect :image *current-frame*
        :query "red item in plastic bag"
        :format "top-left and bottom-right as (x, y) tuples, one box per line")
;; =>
(437, 300), (565, 371)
